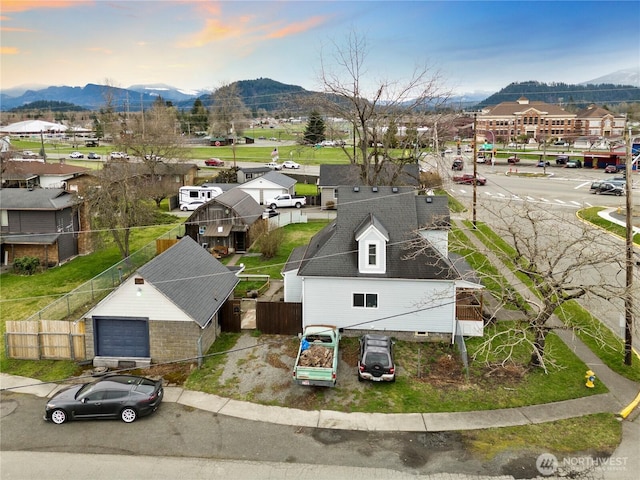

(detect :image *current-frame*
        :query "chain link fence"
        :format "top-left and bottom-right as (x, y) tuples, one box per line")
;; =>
(25, 224), (185, 322)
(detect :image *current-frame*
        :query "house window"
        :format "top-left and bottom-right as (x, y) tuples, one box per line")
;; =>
(353, 293), (378, 308)
(1, 210), (7, 227)
(368, 243), (376, 265)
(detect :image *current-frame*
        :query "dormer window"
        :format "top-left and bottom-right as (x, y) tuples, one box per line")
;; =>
(355, 213), (388, 274)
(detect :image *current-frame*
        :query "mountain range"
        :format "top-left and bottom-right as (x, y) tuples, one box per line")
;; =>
(1, 69), (637, 114)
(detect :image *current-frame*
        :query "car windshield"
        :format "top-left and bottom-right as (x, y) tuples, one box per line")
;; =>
(364, 352), (390, 367)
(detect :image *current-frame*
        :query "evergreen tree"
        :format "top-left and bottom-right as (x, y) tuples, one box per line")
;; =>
(303, 110), (325, 145)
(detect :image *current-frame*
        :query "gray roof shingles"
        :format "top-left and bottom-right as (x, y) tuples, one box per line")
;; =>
(138, 236), (239, 327)
(0, 188), (76, 210)
(298, 186), (457, 280)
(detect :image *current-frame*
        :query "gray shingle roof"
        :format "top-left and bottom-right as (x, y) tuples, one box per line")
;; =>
(255, 170), (297, 188)
(213, 189), (264, 225)
(319, 163), (420, 187)
(137, 236), (239, 327)
(298, 186), (457, 280)
(0, 188), (77, 210)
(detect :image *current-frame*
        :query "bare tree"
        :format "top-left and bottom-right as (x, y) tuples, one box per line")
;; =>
(87, 160), (157, 259)
(208, 83), (251, 138)
(317, 30), (451, 185)
(408, 200), (630, 371)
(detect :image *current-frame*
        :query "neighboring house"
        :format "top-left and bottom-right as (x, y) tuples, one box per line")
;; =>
(184, 188), (264, 253)
(574, 105), (626, 138)
(283, 186), (484, 339)
(236, 166), (272, 184)
(478, 97), (576, 143)
(0, 187), (90, 267)
(318, 164), (420, 209)
(103, 160), (199, 187)
(1, 159), (91, 189)
(237, 170), (297, 205)
(82, 236), (240, 366)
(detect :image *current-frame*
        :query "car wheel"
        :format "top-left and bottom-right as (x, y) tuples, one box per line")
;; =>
(295, 202), (302, 208)
(121, 407), (137, 423)
(270, 203), (277, 209)
(357, 372), (363, 382)
(51, 409), (67, 424)
(181, 207), (188, 211)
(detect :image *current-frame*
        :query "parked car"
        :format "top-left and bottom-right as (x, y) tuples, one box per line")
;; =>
(22, 150), (38, 159)
(554, 141), (569, 147)
(566, 159), (582, 168)
(596, 182), (625, 196)
(444, 148), (453, 154)
(87, 152), (100, 160)
(476, 153), (486, 164)
(537, 160), (551, 167)
(463, 145), (473, 153)
(180, 200), (205, 211)
(282, 160), (300, 169)
(110, 152), (129, 160)
(69, 151), (84, 159)
(604, 164), (618, 173)
(265, 161), (282, 170)
(205, 158), (225, 166)
(507, 156), (520, 164)
(452, 158), (464, 170)
(555, 155), (569, 165)
(44, 374), (163, 424)
(357, 334), (396, 382)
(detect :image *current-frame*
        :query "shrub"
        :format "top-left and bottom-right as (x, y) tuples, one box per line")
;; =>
(325, 200), (336, 210)
(13, 256), (40, 275)
(258, 227), (284, 259)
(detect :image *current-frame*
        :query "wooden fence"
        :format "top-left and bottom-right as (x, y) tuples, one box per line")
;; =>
(5, 320), (86, 360)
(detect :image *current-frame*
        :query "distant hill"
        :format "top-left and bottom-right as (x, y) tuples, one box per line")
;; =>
(475, 81), (640, 109)
(10, 100), (86, 112)
(1, 83), (161, 112)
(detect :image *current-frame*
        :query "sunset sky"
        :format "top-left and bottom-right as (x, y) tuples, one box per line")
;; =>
(1, 0), (638, 96)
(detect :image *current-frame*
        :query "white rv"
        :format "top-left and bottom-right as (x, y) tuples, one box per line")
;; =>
(179, 185), (223, 206)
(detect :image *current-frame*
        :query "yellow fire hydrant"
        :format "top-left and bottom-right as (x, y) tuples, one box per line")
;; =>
(585, 370), (596, 388)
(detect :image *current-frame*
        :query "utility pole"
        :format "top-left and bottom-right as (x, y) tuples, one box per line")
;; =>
(472, 113), (478, 228)
(624, 125), (634, 365)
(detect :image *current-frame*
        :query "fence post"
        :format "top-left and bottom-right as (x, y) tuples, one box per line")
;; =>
(67, 295), (71, 318)
(69, 332), (75, 359)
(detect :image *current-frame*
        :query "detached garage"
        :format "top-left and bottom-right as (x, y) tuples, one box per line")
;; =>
(83, 237), (240, 367)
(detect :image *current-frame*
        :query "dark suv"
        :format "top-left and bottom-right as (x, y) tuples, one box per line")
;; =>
(357, 334), (396, 382)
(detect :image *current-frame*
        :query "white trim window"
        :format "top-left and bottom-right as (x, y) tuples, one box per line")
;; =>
(353, 293), (378, 308)
(367, 242), (377, 266)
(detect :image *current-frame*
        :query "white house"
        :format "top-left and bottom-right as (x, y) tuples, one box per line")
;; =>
(283, 186), (484, 340)
(237, 170), (297, 205)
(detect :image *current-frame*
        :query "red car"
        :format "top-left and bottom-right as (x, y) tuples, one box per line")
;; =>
(453, 173), (487, 185)
(604, 164), (618, 173)
(205, 158), (225, 167)
(507, 156), (520, 164)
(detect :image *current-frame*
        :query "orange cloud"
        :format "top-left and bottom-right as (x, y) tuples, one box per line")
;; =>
(1, 26), (34, 32)
(178, 17), (242, 47)
(1, 46), (20, 55)
(266, 15), (328, 39)
(0, 1), (91, 13)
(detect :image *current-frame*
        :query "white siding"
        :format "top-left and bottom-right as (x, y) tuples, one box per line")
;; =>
(283, 269), (302, 302)
(84, 276), (193, 322)
(302, 276), (455, 333)
(419, 230), (448, 258)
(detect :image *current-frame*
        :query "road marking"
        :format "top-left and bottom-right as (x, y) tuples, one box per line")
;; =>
(554, 199), (566, 204)
(576, 181), (591, 189)
(570, 200), (582, 206)
(526, 196), (536, 201)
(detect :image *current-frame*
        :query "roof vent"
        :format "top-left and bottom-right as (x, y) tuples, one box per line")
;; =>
(392, 187), (399, 193)
(372, 186), (378, 192)
(426, 197), (433, 203)
(353, 186), (360, 192)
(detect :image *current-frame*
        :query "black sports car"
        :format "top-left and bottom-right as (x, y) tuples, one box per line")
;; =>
(44, 374), (163, 424)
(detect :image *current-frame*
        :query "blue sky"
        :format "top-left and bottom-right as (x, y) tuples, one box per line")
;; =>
(1, 1), (638, 95)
